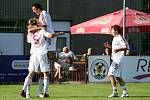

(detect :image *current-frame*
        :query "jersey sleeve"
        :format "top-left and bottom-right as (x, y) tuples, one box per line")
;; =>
(40, 11), (54, 33)
(42, 11), (52, 26)
(40, 30), (51, 38)
(119, 35), (129, 49)
(27, 32), (32, 43)
(39, 12), (47, 26)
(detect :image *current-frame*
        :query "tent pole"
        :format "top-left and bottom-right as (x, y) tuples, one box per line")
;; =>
(123, 0), (126, 38)
(47, 0), (49, 13)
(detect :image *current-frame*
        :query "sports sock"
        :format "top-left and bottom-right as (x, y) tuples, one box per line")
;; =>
(44, 78), (49, 94)
(22, 76), (32, 92)
(26, 85), (30, 95)
(121, 86), (127, 94)
(38, 78), (43, 95)
(112, 86), (118, 94)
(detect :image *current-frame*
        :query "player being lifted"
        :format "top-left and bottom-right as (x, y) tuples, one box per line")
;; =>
(22, 3), (61, 98)
(30, 3), (58, 98)
(20, 18), (63, 98)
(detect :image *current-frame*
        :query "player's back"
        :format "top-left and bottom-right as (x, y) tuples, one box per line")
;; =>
(29, 30), (49, 55)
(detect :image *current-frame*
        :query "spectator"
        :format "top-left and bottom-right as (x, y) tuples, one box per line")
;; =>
(54, 47), (78, 79)
(102, 47), (111, 55)
(81, 48), (93, 61)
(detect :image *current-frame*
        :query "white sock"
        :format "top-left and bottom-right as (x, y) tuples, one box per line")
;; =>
(38, 78), (43, 95)
(112, 86), (117, 94)
(26, 85), (30, 95)
(121, 86), (127, 94)
(22, 76), (32, 92)
(44, 78), (49, 94)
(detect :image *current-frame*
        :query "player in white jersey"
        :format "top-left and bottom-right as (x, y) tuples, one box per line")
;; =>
(108, 25), (130, 98)
(20, 18), (63, 98)
(31, 3), (56, 51)
(20, 18), (56, 98)
(30, 3), (59, 98)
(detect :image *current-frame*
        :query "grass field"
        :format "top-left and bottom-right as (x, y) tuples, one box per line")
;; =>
(0, 83), (150, 100)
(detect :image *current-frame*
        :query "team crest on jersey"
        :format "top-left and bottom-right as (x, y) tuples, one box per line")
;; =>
(90, 59), (109, 80)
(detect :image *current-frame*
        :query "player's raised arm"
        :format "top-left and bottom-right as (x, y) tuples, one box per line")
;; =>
(47, 32), (64, 38)
(28, 26), (45, 33)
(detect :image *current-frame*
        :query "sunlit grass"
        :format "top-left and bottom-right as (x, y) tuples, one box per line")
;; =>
(0, 83), (150, 100)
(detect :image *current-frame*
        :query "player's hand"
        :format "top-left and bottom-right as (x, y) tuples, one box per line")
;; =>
(56, 32), (65, 35)
(58, 32), (65, 35)
(27, 25), (31, 29)
(48, 34), (53, 38)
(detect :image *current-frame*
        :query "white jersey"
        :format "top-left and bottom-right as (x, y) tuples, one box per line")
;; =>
(27, 30), (51, 55)
(39, 10), (57, 51)
(111, 34), (129, 64)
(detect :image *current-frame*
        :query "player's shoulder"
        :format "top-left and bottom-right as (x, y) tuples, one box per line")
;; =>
(41, 10), (46, 14)
(41, 10), (49, 16)
(116, 34), (123, 40)
(117, 34), (122, 38)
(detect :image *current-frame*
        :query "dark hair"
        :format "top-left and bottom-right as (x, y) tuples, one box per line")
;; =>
(32, 3), (42, 10)
(111, 25), (121, 34)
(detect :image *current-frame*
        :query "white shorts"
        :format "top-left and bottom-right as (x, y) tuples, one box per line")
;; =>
(28, 53), (50, 73)
(108, 61), (122, 77)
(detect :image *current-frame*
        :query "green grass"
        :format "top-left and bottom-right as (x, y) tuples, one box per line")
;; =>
(0, 83), (150, 100)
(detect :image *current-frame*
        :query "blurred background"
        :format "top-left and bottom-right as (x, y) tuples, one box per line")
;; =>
(0, 0), (149, 55)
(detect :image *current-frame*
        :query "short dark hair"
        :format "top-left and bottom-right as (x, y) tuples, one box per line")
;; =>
(32, 3), (42, 10)
(111, 25), (121, 34)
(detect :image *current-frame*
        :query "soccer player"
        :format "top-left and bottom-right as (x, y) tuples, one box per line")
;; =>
(20, 18), (62, 98)
(30, 3), (57, 98)
(108, 25), (129, 97)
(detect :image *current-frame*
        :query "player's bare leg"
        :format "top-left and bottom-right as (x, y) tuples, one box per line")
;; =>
(108, 75), (118, 97)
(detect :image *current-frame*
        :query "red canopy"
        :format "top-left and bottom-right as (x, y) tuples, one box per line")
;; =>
(70, 8), (150, 34)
